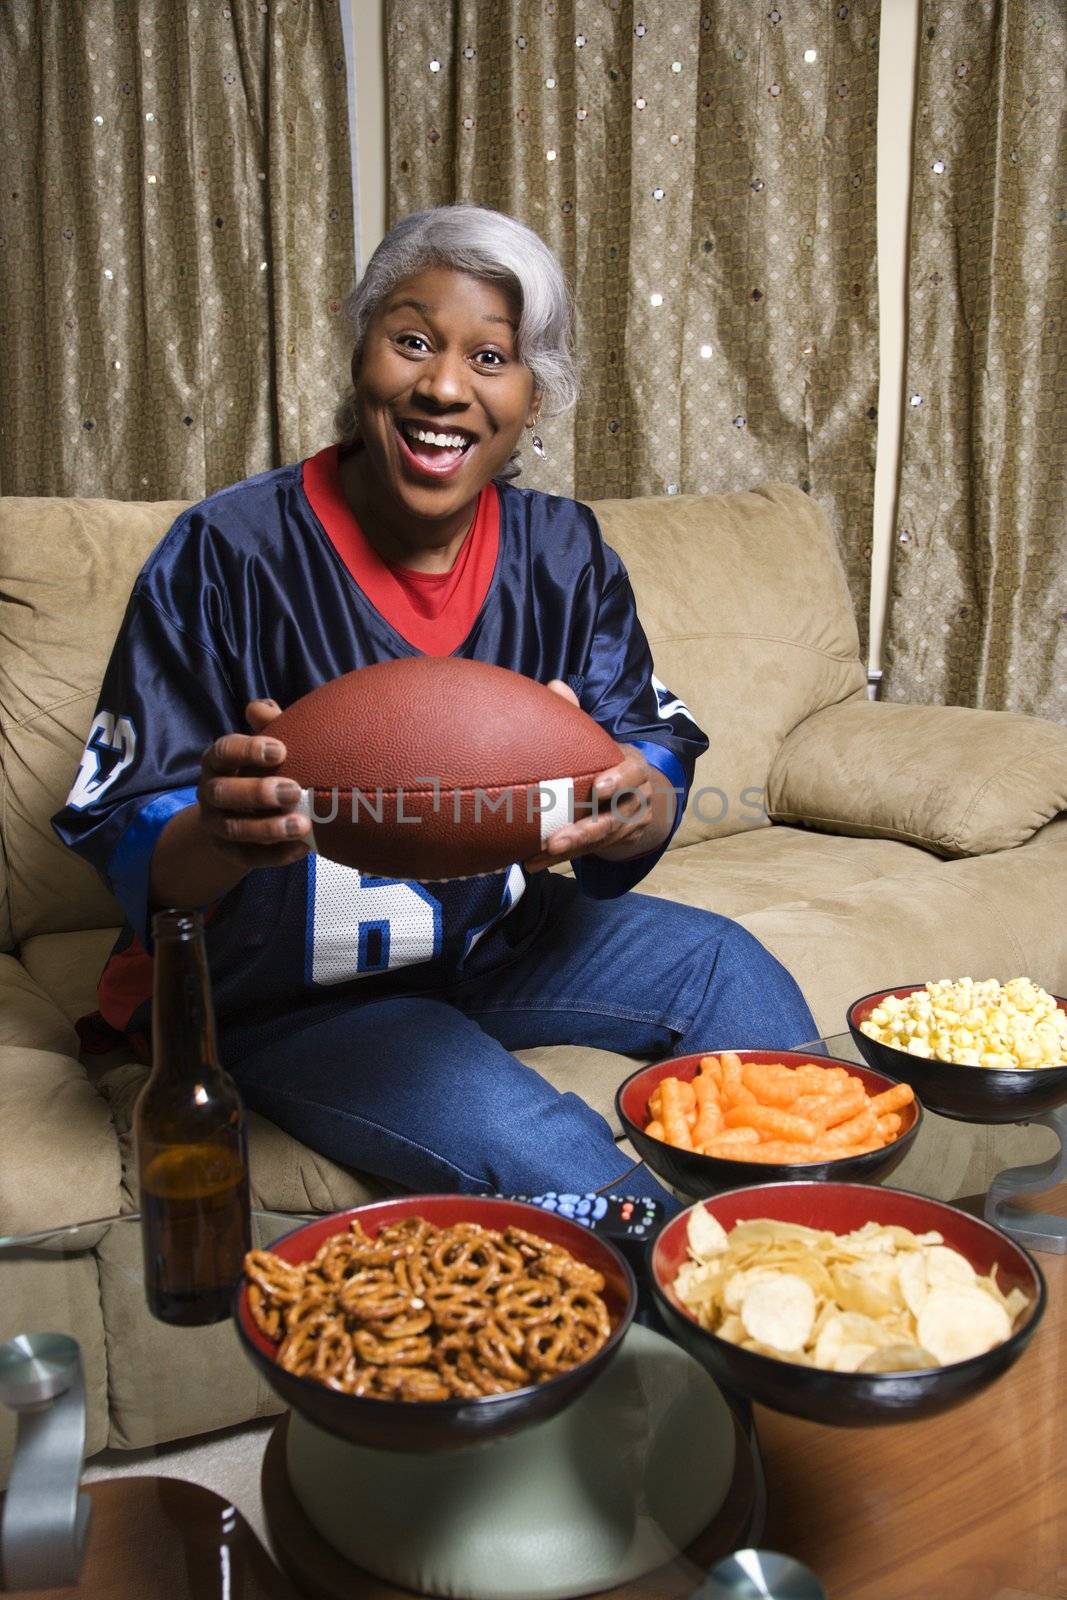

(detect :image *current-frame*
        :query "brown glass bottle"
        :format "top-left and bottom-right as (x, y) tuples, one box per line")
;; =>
(134, 909), (251, 1325)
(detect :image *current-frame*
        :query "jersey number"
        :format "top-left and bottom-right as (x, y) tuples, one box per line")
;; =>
(307, 857), (443, 986)
(66, 711), (137, 810)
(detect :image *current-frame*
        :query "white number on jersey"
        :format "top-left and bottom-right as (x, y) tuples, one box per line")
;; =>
(66, 711), (138, 810)
(651, 673), (692, 723)
(307, 857), (442, 985)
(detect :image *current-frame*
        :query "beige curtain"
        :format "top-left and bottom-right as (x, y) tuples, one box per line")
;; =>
(0, 1), (355, 501)
(882, 2), (1067, 720)
(387, 0), (881, 643)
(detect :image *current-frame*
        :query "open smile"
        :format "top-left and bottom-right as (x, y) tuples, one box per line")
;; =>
(394, 418), (478, 480)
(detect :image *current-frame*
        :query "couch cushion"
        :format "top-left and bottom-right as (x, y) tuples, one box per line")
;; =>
(768, 700), (1067, 857)
(19, 928), (120, 1027)
(0, 1044), (123, 1235)
(637, 824), (940, 922)
(0, 952), (80, 1055)
(590, 485), (867, 848)
(0, 496), (187, 946)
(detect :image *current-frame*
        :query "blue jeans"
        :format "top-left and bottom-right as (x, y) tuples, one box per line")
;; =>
(226, 877), (816, 1208)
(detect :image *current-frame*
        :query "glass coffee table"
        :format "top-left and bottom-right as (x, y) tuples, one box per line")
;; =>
(1, 1176), (1065, 1597)
(0, 1211), (764, 1599)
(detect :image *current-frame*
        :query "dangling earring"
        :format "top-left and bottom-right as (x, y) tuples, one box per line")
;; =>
(531, 434), (546, 459)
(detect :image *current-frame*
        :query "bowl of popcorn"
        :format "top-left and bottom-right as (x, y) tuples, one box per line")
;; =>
(848, 979), (1067, 1123)
(616, 1050), (923, 1199)
(650, 1182), (1045, 1425)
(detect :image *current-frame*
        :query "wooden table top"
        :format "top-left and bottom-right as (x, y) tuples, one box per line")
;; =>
(5, 1193), (1063, 1600)
(757, 1191), (1067, 1600)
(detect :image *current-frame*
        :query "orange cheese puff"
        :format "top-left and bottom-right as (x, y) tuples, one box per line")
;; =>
(817, 1085), (868, 1129)
(791, 1064), (852, 1093)
(868, 1082), (915, 1117)
(660, 1078), (695, 1150)
(647, 1084), (665, 1121)
(723, 1104), (819, 1143)
(692, 1076), (724, 1146)
(739, 1140), (826, 1163)
(720, 1053), (744, 1104)
(877, 1111), (903, 1138)
(698, 1054), (723, 1088)
(740, 1062), (804, 1107)
(645, 1119), (666, 1141)
(790, 1093), (844, 1135)
(701, 1128), (761, 1156)
(822, 1107), (877, 1147)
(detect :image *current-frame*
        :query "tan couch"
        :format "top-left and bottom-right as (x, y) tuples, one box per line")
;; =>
(2, 483), (1066, 1469)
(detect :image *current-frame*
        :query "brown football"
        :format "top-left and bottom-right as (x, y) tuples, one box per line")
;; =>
(271, 657), (625, 879)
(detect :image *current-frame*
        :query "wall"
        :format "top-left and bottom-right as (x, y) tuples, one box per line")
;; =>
(348, 0), (919, 676)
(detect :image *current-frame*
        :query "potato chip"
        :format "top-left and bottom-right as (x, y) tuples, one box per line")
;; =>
(856, 1344), (936, 1373)
(739, 1273), (816, 1352)
(673, 1210), (1029, 1377)
(832, 1342), (880, 1373)
(686, 1206), (728, 1261)
(831, 1260), (904, 1319)
(742, 1339), (815, 1366)
(916, 1287), (1011, 1365)
(722, 1266), (783, 1315)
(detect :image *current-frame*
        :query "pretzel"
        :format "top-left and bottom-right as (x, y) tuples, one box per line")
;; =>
(245, 1216), (614, 1402)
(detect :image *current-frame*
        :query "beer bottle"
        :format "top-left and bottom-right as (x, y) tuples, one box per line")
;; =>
(134, 909), (251, 1325)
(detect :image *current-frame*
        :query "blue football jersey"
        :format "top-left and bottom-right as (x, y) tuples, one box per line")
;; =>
(52, 453), (708, 1043)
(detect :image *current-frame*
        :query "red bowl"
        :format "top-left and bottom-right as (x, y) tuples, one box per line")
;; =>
(234, 1194), (636, 1453)
(650, 1182), (1045, 1425)
(615, 1050), (922, 1198)
(849, 986), (1067, 1123)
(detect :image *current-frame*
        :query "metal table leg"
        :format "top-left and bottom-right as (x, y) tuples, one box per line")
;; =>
(984, 1106), (1067, 1253)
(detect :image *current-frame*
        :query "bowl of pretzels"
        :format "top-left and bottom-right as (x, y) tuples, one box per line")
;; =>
(235, 1194), (638, 1452)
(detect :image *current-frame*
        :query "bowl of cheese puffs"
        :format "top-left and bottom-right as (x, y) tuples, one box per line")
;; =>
(849, 979), (1067, 1122)
(651, 1182), (1045, 1425)
(616, 1050), (923, 1199)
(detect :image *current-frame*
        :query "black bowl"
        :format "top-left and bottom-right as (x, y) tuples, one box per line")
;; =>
(650, 1182), (1045, 1426)
(234, 1194), (636, 1453)
(615, 1050), (922, 1199)
(848, 985), (1067, 1124)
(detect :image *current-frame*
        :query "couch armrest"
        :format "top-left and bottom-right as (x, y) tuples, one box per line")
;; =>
(766, 700), (1067, 857)
(0, 1045), (123, 1236)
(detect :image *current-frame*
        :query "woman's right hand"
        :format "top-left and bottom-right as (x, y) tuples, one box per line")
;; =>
(196, 698), (312, 870)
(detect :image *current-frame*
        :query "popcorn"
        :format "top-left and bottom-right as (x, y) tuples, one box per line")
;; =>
(861, 978), (1067, 1069)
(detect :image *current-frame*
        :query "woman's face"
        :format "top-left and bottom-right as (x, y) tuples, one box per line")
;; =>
(353, 266), (539, 533)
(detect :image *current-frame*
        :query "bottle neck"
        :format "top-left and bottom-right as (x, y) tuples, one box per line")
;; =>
(150, 910), (222, 1077)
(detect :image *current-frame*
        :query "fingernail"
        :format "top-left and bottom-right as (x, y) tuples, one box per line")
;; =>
(262, 740), (284, 762)
(284, 815), (305, 837)
(274, 781), (301, 805)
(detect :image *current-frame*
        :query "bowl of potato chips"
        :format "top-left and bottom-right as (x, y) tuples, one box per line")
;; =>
(849, 979), (1067, 1122)
(616, 1050), (923, 1199)
(650, 1182), (1044, 1425)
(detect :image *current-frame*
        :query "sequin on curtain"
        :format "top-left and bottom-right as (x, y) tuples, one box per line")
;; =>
(883, 2), (1067, 719)
(0, 1), (355, 500)
(387, 0), (881, 643)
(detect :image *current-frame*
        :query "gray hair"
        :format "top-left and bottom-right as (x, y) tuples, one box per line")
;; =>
(334, 205), (579, 441)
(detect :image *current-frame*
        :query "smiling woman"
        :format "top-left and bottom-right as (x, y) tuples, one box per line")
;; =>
(341, 266), (539, 568)
(52, 203), (819, 1208)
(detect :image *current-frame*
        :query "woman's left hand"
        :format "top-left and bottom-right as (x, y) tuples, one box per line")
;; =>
(523, 681), (676, 871)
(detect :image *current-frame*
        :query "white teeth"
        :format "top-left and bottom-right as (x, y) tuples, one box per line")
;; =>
(402, 423), (471, 450)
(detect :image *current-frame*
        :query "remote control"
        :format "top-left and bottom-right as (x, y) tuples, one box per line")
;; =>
(501, 1191), (664, 1244)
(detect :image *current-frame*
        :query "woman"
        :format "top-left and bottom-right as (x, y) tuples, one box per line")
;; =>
(55, 205), (816, 1206)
